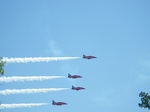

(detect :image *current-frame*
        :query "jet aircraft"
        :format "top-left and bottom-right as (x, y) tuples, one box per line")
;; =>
(68, 73), (82, 79)
(83, 54), (97, 59)
(71, 86), (85, 91)
(52, 100), (67, 106)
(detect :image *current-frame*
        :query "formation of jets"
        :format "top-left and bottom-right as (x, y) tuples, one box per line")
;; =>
(52, 54), (96, 106)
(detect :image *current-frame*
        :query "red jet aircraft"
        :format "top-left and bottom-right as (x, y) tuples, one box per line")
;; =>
(83, 54), (97, 60)
(72, 86), (85, 91)
(68, 73), (82, 79)
(52, 100), (67, 106)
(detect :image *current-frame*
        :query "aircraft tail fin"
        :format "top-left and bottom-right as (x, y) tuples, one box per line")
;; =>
(68, 73), (70, 76)
(83, 54), (86, 58)
(52, 100), (55, 105)
(72, 86), (74, 89)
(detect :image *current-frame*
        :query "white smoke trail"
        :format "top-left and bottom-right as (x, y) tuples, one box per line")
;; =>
(2, 57), (80, 63)
(0, 76), (66, 83)
(0, 103), (48, 109)
(0, 88), (69, 95)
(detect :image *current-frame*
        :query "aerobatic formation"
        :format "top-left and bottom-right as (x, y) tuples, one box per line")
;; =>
(0, 54), (97, 109)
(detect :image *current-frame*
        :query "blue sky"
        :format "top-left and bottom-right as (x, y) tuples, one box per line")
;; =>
(0, 0), (150, 112)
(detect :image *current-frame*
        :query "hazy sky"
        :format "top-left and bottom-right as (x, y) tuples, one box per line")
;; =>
(0, 0), (150, 112)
